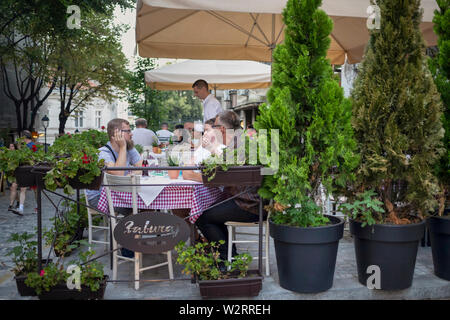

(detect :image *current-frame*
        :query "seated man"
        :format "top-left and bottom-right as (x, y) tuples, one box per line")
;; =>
(86, 118), (142, 207)
(86, 118), (143, 257)
(132, 118), (159, 147)
(182, 111), (265, 266)
(156, 122), (173, 144)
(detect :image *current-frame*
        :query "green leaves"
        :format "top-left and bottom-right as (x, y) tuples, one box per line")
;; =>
(351, 0), (445, 220)
(24, 246), (105, 295)
(174, 240), (252, 281)
(339, 190), (385, 227)
(125, 57), (202, 129)
(44, 130), (106, 195)
(255, 0), (358, 227)
(270, 200), (330, 228)
(6, 232), (38, 276)
(0, 139), (48, 182)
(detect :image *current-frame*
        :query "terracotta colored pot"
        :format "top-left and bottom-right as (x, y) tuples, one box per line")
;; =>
(168, 170), (180, 179)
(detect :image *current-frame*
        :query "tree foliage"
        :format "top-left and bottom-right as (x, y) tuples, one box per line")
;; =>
(0, 0), (134, 132)
(255, 0), (359, 227)
(125, 57), (202, 130)
(428, 0), (450, 215)
(54, 11), (129, 134)
(351, 0), (444, 224)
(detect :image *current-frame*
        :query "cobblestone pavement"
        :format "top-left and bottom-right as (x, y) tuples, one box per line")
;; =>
(0, 187), (448, 300)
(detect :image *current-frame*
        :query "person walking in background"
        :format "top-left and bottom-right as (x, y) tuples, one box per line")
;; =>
(22, 130), (36, 149)
(156, 122), (173, 145)
(8, 131), (38, 215)
(192, 79), (223, 124)
(7, 143), (27, 216)
(131, 118), (159, 147)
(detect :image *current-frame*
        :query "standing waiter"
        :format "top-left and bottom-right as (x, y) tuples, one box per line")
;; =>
(192, 79), (223, 123)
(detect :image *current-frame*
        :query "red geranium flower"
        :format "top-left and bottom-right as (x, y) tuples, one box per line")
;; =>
(82, 153), (90, 164)
(31, 145), (38, 152)
(39, 270), (45, 277)
(101, 126), (105, 130)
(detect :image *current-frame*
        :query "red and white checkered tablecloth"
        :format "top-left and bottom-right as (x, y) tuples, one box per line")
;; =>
(97, 184), (227, 223)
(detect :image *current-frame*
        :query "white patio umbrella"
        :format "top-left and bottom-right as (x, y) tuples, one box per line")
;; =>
(135, 0), (438, 64)
(145, 59), (271, 91)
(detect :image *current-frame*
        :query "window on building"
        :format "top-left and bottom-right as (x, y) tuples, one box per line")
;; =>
(95, 111), (102, 128)
(74, 111), (84, 128)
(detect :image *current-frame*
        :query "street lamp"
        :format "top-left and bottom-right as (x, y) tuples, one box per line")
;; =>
(42, 115), (49, 153)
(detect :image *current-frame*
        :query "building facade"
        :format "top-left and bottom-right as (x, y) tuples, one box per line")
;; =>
(35, 89), (134, 145)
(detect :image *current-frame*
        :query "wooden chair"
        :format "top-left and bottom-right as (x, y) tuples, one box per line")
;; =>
(103, 173), (174, 290)
(225, 210), (271, 277)
(83, 190), (110, 252)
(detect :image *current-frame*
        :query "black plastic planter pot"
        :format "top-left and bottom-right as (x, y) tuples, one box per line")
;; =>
(198, 271), (263, 298)
(427, 216), (450, 281)
(37, 276), (109, 300)
(350, 219), (425, 290)
(15, 275), (36, 296)
(67, 171), (104, 190)
(269, 215), (344, 293)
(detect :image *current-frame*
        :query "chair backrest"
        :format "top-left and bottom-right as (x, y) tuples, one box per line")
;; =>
(103, 173), (140, 193)
(103, 173), (141, 216)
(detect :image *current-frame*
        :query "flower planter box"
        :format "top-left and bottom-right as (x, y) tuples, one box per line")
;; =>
(37, 275), (109, 300)
(201, 166), (262, 187)
(14, 259), (53, 296)
(14, 164), (53, 188)
(67, 171), (104, 190)
(198, 270), (263, 299)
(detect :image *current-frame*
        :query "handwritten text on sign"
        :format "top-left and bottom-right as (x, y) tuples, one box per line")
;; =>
(114, 212), (190, 254)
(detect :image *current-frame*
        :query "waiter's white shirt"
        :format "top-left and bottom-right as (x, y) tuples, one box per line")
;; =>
(203, 94), (223, 123)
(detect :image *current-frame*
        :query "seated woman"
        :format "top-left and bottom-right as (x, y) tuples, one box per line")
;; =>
(182, 110), (265, 264)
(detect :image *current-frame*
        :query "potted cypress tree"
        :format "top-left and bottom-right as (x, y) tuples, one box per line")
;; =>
(256, 0), (359, 293)
(427, 0), (450, 281)
(348, 0), (445, 290)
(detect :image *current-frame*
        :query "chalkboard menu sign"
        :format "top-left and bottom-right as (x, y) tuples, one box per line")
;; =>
(113, 212), (190, 254)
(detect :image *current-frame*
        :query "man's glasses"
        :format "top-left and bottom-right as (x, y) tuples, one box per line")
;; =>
(121, 130), (132, 133)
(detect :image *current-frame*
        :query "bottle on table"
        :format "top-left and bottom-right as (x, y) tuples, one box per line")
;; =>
(142, 159), (148, 176)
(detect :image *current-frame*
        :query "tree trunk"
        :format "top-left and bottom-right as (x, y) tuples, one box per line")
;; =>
(58, 112), (68, 135)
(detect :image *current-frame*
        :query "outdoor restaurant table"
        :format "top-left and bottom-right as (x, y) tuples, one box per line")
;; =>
(97, 175), (227, 223)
